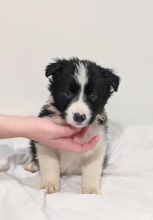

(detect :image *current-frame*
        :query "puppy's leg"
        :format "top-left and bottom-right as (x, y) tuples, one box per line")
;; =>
(81, 142), (106, 194)
(24, 140), (39, 173)
(37, 145), (60, 194)
(81, 158), (102, 194)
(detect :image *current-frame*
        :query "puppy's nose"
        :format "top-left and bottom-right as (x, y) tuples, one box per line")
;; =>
(73, 113), (86, 123)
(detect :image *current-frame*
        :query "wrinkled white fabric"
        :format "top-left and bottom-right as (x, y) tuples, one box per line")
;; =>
(0, 123), (153, 220)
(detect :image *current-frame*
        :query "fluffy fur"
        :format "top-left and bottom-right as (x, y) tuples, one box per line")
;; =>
(24, 57), (120, 194)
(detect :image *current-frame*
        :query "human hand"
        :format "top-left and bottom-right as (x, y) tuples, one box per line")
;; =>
(25, 116), (100, 153)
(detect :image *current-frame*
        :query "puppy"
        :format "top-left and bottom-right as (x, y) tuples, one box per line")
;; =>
(24, 58), (120, 194)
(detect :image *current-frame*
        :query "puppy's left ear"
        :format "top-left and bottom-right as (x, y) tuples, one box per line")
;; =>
(105, 68), (120, 93)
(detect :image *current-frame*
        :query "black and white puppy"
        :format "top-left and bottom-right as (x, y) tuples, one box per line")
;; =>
(24, 58), (120, 194)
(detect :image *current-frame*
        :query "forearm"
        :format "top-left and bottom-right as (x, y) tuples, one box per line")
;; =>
(0, 115), (31, 139)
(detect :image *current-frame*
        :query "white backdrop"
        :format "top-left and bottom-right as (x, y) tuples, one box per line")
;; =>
(0, 0), (153, 126)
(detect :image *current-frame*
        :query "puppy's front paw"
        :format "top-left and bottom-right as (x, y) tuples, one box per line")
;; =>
(41, 178), (60, 194)
(82, 185), (100, 194)
(24, 162), (39, 173)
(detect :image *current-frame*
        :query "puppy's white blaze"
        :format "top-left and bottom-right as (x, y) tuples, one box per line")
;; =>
(75, 63), (89, 115)
(66, 63), (91, 127)
(75, 63), (88, 88)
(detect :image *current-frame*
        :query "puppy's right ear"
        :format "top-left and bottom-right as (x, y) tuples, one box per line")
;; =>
(45, 62), (63, 78)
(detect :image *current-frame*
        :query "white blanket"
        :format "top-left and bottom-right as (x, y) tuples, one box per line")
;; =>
(0, 123), (153, 220)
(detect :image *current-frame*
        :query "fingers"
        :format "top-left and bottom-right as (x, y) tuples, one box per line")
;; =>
(80, 136), (100, 152)
(54, 124), (89, 138)
(71, 126), (89, 140)
(51, 135), (100, 153)
(51, 138), (81, 152)
(54, 124), (81, 137)
(78, 126), (90, 138)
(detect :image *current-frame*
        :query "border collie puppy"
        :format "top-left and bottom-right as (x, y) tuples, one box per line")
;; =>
(24, 58), (120, 194)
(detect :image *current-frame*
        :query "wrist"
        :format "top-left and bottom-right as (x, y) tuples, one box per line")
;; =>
(19, 116), (38, 139)
(9, 115), (32, 138)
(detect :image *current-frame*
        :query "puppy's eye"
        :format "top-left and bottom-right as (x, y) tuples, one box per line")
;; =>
(89, 92), (97, 101)
(64, 89), (72, 98)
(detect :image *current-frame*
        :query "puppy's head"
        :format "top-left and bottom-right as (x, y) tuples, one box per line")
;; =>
(45, 58), (120, 128)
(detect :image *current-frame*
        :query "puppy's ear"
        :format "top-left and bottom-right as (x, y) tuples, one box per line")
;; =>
(45, 62), (63, 78)
(104, 68), (120, 93)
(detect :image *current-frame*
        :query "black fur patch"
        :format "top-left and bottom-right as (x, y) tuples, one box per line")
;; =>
(30, 140), (38, 164)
